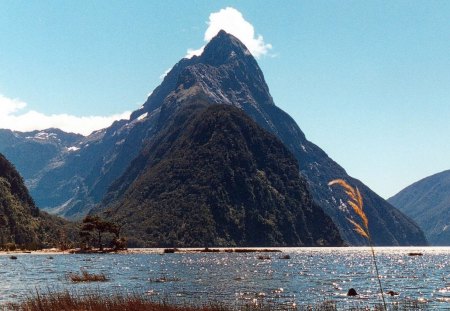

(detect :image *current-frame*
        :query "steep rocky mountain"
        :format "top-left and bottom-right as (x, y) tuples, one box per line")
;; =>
(0, 153), (71, 248)
(122, 30), (426, 246)
(96, 104), (342, 247)
(0, 128), (83, 185)
(388, 170), (450, 245)
(0, 30), (427, 246)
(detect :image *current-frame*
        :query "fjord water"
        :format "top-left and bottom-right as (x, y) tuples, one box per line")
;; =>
(1, 247), (449, 309)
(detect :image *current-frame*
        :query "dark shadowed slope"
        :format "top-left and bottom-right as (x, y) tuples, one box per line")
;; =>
(96, 104), (342, 247)
(389, 170), (450, 245)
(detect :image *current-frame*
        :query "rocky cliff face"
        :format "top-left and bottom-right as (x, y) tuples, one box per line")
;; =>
(0, 30), (427, 246)
(96, 104), (342, 247)
(389, 170), (450, 245)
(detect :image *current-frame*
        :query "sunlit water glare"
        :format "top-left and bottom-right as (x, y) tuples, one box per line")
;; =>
(0, 247), (448, 309)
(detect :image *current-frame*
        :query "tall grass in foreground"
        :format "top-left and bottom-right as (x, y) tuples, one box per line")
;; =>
(5, 291), (311, 311)
(7, 291), (229, 311)
(328, 179), (387, 310)
(5, 291), (426, 311)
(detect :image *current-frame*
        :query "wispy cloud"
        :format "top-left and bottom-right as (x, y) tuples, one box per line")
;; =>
(186, 7), (272, 59)
(0, 94), (130, 136)
(159, 67), (172, 80)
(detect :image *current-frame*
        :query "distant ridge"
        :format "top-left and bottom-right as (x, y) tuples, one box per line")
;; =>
(389, 170), (450, 245)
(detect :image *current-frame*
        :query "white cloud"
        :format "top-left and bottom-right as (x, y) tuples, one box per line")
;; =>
(159, 67), (173, 80)
(0, 94), (131, 136)
(186, 46), (205, 59)
(0, 94), (27, 115)
(186, 7), (272, 59)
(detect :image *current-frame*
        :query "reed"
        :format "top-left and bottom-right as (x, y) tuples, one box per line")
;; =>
(6, 290), (426, 311)
(328, 179), (387, 310)
(6, 291), (298, 311)
(67, 270), (108, 282)
(6, 291), (228, 311)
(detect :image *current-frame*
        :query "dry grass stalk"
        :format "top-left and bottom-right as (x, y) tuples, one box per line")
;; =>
(6, 291), (296, 311)
(328, 179), (387, 310)
(68, 270), (108, 282)
(6, 290), (424, 310)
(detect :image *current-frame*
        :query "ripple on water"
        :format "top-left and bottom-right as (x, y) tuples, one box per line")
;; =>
(0, 247), (449, 309)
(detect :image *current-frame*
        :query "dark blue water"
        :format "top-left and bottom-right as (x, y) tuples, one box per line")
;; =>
(0, 247), (448, 309)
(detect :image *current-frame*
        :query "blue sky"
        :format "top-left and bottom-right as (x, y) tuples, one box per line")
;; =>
(0, 1), (449, 198)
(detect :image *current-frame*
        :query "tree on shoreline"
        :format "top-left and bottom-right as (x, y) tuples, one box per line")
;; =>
(80, 216), (125, 251)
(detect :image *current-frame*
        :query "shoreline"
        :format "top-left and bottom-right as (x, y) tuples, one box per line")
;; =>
(0, 245), (446, 256)
(0, 247), (285, 256)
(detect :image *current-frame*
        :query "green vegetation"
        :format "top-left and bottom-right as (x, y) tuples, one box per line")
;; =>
(0, 153), (77, 250)
(97, 104), (342, 247)
(79, 215), (125, 251)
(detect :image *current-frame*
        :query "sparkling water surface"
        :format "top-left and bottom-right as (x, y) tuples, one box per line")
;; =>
(0, 247), (449, 309)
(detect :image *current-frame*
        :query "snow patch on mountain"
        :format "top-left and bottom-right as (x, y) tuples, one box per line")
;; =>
(137, 112), (148, 121)
(67, 146), (80, 152)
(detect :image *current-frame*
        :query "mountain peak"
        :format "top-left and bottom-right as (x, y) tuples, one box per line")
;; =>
(200, 30), (253, 66)
(131, 29), (271, 121)
(153, 30), (274, 125)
